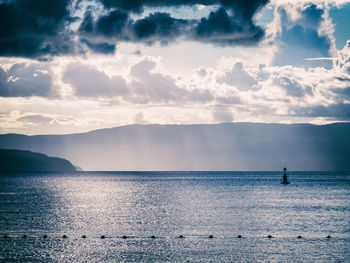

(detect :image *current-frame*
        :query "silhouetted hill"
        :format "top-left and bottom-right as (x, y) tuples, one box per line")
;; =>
(0, 123), (349, 171)
(0, 149), (76, 172)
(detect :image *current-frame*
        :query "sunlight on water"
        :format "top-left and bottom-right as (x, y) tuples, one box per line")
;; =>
(0, 172), (349, 262)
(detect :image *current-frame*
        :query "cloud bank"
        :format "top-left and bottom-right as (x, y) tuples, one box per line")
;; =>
(0, 0), (74, 58)
(0, 63), (54, 97)
(0, 0), (269, 58)
(1, 0), (350, 134)
(272, 3), (334, 67)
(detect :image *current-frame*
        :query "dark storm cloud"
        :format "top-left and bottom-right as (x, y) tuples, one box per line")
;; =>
(79, 0), (268, 47)
(0, 0), (74, 58)
(79, 9), (131, 42)
(220, 0), (269, 18)
(98, 0), (214, 12)
(98, 0), (268, 15)
(194, 8), (264, 45)
(96, 9), (130, 37)
(80, 10), (190, 44)
(99, 0), (145, 12)
(133, 13), (189, 44)
(0, 0), (269, 57)
(78, 10), (95, 34)
(0, 63), (53, 97)
(80, 39), (116, 54)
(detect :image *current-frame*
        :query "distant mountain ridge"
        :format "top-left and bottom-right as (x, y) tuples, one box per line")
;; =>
(0, 122), (349, 171)
(0, 149), (76, 172)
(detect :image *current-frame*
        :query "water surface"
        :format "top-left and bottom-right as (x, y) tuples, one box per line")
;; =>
(0, 172), (349, 262)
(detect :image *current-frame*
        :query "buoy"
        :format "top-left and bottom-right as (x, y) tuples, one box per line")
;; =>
(151, 235), (156, 239)
(62, 235), (67, 238)
(281, 167), (290, 184)
(267, 235), (273, 238)
(43, 235), (48, 239)
(122, 235), (127, 239)
(178, 235), (184, 238)
(81, 235), (86, 239)
(100, 235), (106, 239)
(22, 234), (27, 238)
(327, 235), (331, 238)
(237, 235), (242, 238)
(297, 235), (302, 239)
(208, 235), (214, 239)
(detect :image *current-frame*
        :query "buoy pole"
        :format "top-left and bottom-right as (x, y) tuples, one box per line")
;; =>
(282, 167), (290, 184)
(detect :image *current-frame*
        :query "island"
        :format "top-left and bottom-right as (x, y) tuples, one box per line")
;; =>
(0, 149), (77, 172)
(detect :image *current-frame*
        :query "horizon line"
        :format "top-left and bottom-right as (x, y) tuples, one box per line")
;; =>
(1, 121), (349, 137)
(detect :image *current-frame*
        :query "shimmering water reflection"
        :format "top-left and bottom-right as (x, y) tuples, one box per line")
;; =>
(0, 171), (349, 262)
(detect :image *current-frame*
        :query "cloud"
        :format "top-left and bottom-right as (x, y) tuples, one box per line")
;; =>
(216, 95), (242, 104)
(336, 40), (350, 74)
(134, 112), (149, 124)
(196, 67), (207, 77)
(77, 0), (269, 49)
(80, 39), (116, 54)
(271, 4), (333, 67)
(217, 62), (258, 90)
(78, 10), (95, 34)
(98, 0), (268, 14)
(16, 113), (80, 128)
(293, 103), (350, 120)
(128, 59), (214, 103)
(95, 9), (130, 37)
(98, 0), (145, 12)
(204, 40), (350, 119)
(193, 7), (264, 45)
(2, 31), (349, 132)
(332, 86), (350, 99)
(0, 63), (53, 97)
(0, 0), (74, 58)
(0, 0), (270, 57)
(62, 58), (214, 104)
(133, 12), (189, 44)
(128, 59), (181, 103)
(17, 114), (54, 124)
(271, 74), (313, 97)
(212, 107), (234, 123)
(80, 9), (191, 45)
(63, 63), (128, 97)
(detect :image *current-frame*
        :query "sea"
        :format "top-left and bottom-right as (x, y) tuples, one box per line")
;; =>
(0, 171), (349, 262)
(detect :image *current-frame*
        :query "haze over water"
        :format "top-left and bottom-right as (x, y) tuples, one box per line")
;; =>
(0, 171), (349, 262)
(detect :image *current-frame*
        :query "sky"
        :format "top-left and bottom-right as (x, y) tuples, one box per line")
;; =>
(0, 0), (349, 135)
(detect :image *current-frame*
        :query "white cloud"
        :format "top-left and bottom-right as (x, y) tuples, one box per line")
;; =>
(271, 0), (350, 6)
(268, 3), (335, 67)
(63, 62), (128, 97)
(217, 62), (258, 91)
(0, 62), (54, 97)
(63, 58), (214, 104)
